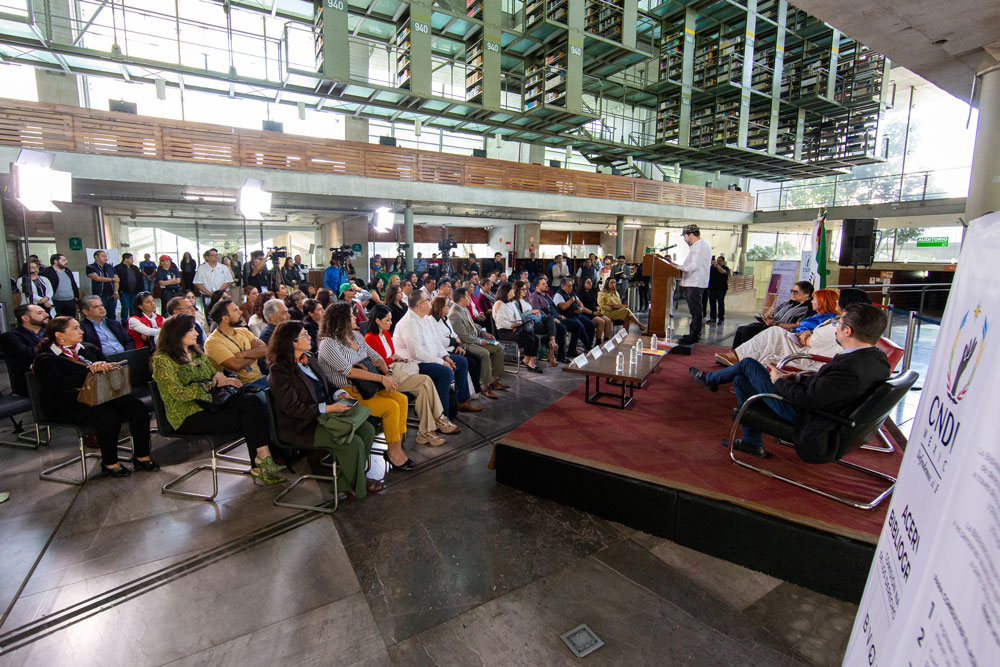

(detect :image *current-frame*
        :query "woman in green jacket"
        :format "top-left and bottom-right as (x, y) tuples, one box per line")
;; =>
(151, 313), (285, 485)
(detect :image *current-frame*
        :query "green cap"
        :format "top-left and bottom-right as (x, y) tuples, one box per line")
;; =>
(339, 282), (355, 296)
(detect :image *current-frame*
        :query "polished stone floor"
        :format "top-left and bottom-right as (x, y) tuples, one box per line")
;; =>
(0, 309), (925, 666)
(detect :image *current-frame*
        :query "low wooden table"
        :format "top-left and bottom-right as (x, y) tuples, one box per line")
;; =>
(561, 333), (668, 409)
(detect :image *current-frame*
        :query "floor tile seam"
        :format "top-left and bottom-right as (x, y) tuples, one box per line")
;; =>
(0, 483), (83, 633)
(157, 594), (373, 667)
(588, 550), (791, 652)
(0, 510), (323, 655)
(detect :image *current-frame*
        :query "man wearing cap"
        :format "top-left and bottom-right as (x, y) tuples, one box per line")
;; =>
(154, 255), (182, 315)
(668, 224), (712, 345)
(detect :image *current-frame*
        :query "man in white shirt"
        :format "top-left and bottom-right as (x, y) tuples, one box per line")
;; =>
(394, 289), (480, 413)
(668, 224), (712, 344)
(193, 248), (233, 310)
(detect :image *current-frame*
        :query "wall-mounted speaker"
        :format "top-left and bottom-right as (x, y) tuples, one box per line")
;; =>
(838, 218), (878, 267)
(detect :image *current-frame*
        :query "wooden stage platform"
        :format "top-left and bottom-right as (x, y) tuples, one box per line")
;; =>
(494, 346), (903, 602)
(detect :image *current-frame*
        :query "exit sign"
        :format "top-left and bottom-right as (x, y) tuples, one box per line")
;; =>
(916, 237), (948, 247)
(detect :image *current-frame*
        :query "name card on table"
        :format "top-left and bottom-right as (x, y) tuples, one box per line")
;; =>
(571, 353), (587, 367)
(603, 341), (615, 352)
(615, 330), (626, 342)
(591, 348), (603, 359)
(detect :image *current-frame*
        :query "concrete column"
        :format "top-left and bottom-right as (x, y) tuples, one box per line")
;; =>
(341, 216), (370, 282)
(31, 0), (80, 106)
(737, 223), (749, 273)
(344, 116), (369, 143)
(615, 216), (624, 257)
(966, 65), (1000, 221)
(320, 220), (341, 272)
(404, 203), (414, 271)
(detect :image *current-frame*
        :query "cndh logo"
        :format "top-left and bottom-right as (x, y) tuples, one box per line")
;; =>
(946, 304), (987, 404)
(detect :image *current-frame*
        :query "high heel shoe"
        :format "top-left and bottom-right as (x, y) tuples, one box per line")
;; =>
(133, 458), (160, 472)
(388, 458), (417, 471)
(101, 463), (131, 478)
(250, 467), (286, 485)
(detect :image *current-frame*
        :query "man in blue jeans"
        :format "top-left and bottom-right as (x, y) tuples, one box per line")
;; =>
(688, 303), (890, 460)
(392, 289), (482, 414)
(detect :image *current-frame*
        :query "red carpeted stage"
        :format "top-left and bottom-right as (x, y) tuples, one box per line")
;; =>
(494, 345), (903, 602)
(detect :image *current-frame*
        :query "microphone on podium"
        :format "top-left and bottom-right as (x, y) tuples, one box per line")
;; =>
(662, 244), (677, 251)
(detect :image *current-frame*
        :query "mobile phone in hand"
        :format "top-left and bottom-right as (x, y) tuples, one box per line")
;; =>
(337, 397), (359, 408)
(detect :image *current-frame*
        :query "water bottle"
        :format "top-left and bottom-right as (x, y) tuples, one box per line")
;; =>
(616, 352), (624, 373)
(629, 346), (637, 366)
(651, 333), (658, 349)
(636, 339), (644, 355)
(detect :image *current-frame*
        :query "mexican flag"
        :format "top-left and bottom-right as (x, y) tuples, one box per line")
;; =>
(799, 208), (828, 288)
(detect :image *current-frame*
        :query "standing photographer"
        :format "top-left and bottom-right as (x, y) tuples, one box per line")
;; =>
(323, 251), (349, 291)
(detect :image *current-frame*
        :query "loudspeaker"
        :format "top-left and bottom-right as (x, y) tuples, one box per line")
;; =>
(472, 148), (487, 158)
(838, 218), (878, 267)
(378, 136), (397, 146)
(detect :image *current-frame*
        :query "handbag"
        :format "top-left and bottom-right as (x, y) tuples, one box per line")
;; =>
(189, 379), (244, 412)
(389, 359), (420, 384)
(514, 301), (536, 334)
(351, 358), (385, 400)
(76, 360), (132, 407)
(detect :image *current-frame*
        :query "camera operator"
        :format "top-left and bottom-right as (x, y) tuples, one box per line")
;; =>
(245, 250), (271, 292)
(323, 247), (352, 290)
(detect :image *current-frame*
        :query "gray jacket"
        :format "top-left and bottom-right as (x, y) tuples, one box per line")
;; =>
(448, 303), (489, 346)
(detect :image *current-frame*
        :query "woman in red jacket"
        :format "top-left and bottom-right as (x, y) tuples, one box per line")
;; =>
(364, 304), (460, 447)
(127, 291), (164, 348)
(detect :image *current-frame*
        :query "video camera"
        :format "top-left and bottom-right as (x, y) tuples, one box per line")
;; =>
(438, 237), (457, 254)
(329, 245), (354, 264)
(267, 246), (287, 261)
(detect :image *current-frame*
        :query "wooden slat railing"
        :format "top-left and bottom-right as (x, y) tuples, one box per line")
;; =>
(0, 99), (755, 213)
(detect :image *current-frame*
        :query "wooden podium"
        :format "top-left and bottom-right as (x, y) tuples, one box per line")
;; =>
(643, 254), (682, 337)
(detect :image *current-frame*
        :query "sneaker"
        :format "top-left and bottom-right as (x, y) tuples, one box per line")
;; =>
(705, 319), (717, 324)
(688, 367), (718, 392)
(416, 432), (446, 447)
(250, 467), (286, 485)
(436, 418), (461, 434)
(254, 455), (286, 474)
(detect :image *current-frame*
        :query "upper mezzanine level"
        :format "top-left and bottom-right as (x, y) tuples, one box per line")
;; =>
(0, 98), (754, 223)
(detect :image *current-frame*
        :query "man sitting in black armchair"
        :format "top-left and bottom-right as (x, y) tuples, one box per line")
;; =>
(688, 303), (890, 459)
(0, 304), (49, 396)
(80, 295), (134, 356)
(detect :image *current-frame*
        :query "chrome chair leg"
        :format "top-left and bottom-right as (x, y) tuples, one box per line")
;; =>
(860, 426), (895, 453)
(40, 436), (101, 485)
(215, 439), (252, 466)
(273, 464), (339, 514)
(161, 444), (252, 502)
(1, 422), (48, 450)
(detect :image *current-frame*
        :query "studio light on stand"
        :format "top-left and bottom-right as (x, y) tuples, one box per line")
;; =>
(237, 178), (271, 260)
(373, 206), (395, 234)
(11, 149), (72, 267)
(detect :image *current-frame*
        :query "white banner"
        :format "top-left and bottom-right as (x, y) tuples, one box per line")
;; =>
(843, 212), (1000, 666)
(763, 260), (800, 314)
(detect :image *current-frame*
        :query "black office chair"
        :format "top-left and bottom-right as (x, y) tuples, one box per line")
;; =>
(151, 382), (252, 502)
(27, 372), (134, 485)
(0, 357), (48, 449)
(262, 389), (338, 513)
(727, 370), (918, 510)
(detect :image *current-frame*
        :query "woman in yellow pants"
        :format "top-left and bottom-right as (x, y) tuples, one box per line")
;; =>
(316, 301), (416, 471)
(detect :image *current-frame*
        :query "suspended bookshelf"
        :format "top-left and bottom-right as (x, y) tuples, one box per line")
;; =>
(655, 96), (680, 143)
(466, 39), (484, 102)
(585, 0), (624, 42)
(394, 8), (411, 89)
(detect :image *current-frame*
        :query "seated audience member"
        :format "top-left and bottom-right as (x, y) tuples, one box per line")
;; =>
(420, 277), (436, 300)
(266, 320), (382, 497)
(449, 288), (508, 392)
(80, 295), (134, 356)
(365, 304), (461, 446)
(303, 283), (317, 299)
(166, 296), (206, 346)
(367, 276), (386, 306)
(239, 286), (260, 324)
(529, 276), (581, 362)
(339, 282), (368, 331)
(316, 288), (334, 310)
(127, 291), (164, 349)
(715, 288), (846, 367)
(598, 277), (647, 334)
(493, 282), (544, 373)
(302, 298), (323, 353)
(552, 277), (598, 348)
(317, 302), (414, 470)
(183, 289), (211, 333)
(395, 289), (480, 411)
(0, 304), (49, 396)
(475, 276), (497, 325)
(259, 298), (290, 346)
(689, 303), (891, 459)
(511, 280), (558, 366)
(21, 260), (54, 316)
(385, 284), (408, 333)
(152, 314), (284, 485)
(576, 277), (612, 345)
(285, 290), (305, 321)
(434, 279), (453, 305)
(204, 299), (269, 391)
(431, 295), (488, 398)
(247, 291), (275, 337)
(732, 280), (814, 348)
(34, 316), (155, 477)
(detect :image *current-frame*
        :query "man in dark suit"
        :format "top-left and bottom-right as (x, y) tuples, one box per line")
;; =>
(79, 295), (134, 356)
(0, 304), (49, 396)
(689, 303), (890, 459)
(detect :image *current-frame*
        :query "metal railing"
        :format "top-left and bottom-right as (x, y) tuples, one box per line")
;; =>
(755, 166), (971, 211)
(827, 282), (951, 319)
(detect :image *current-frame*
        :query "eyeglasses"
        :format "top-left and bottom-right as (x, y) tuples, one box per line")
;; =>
(790, 289), (803, 294)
